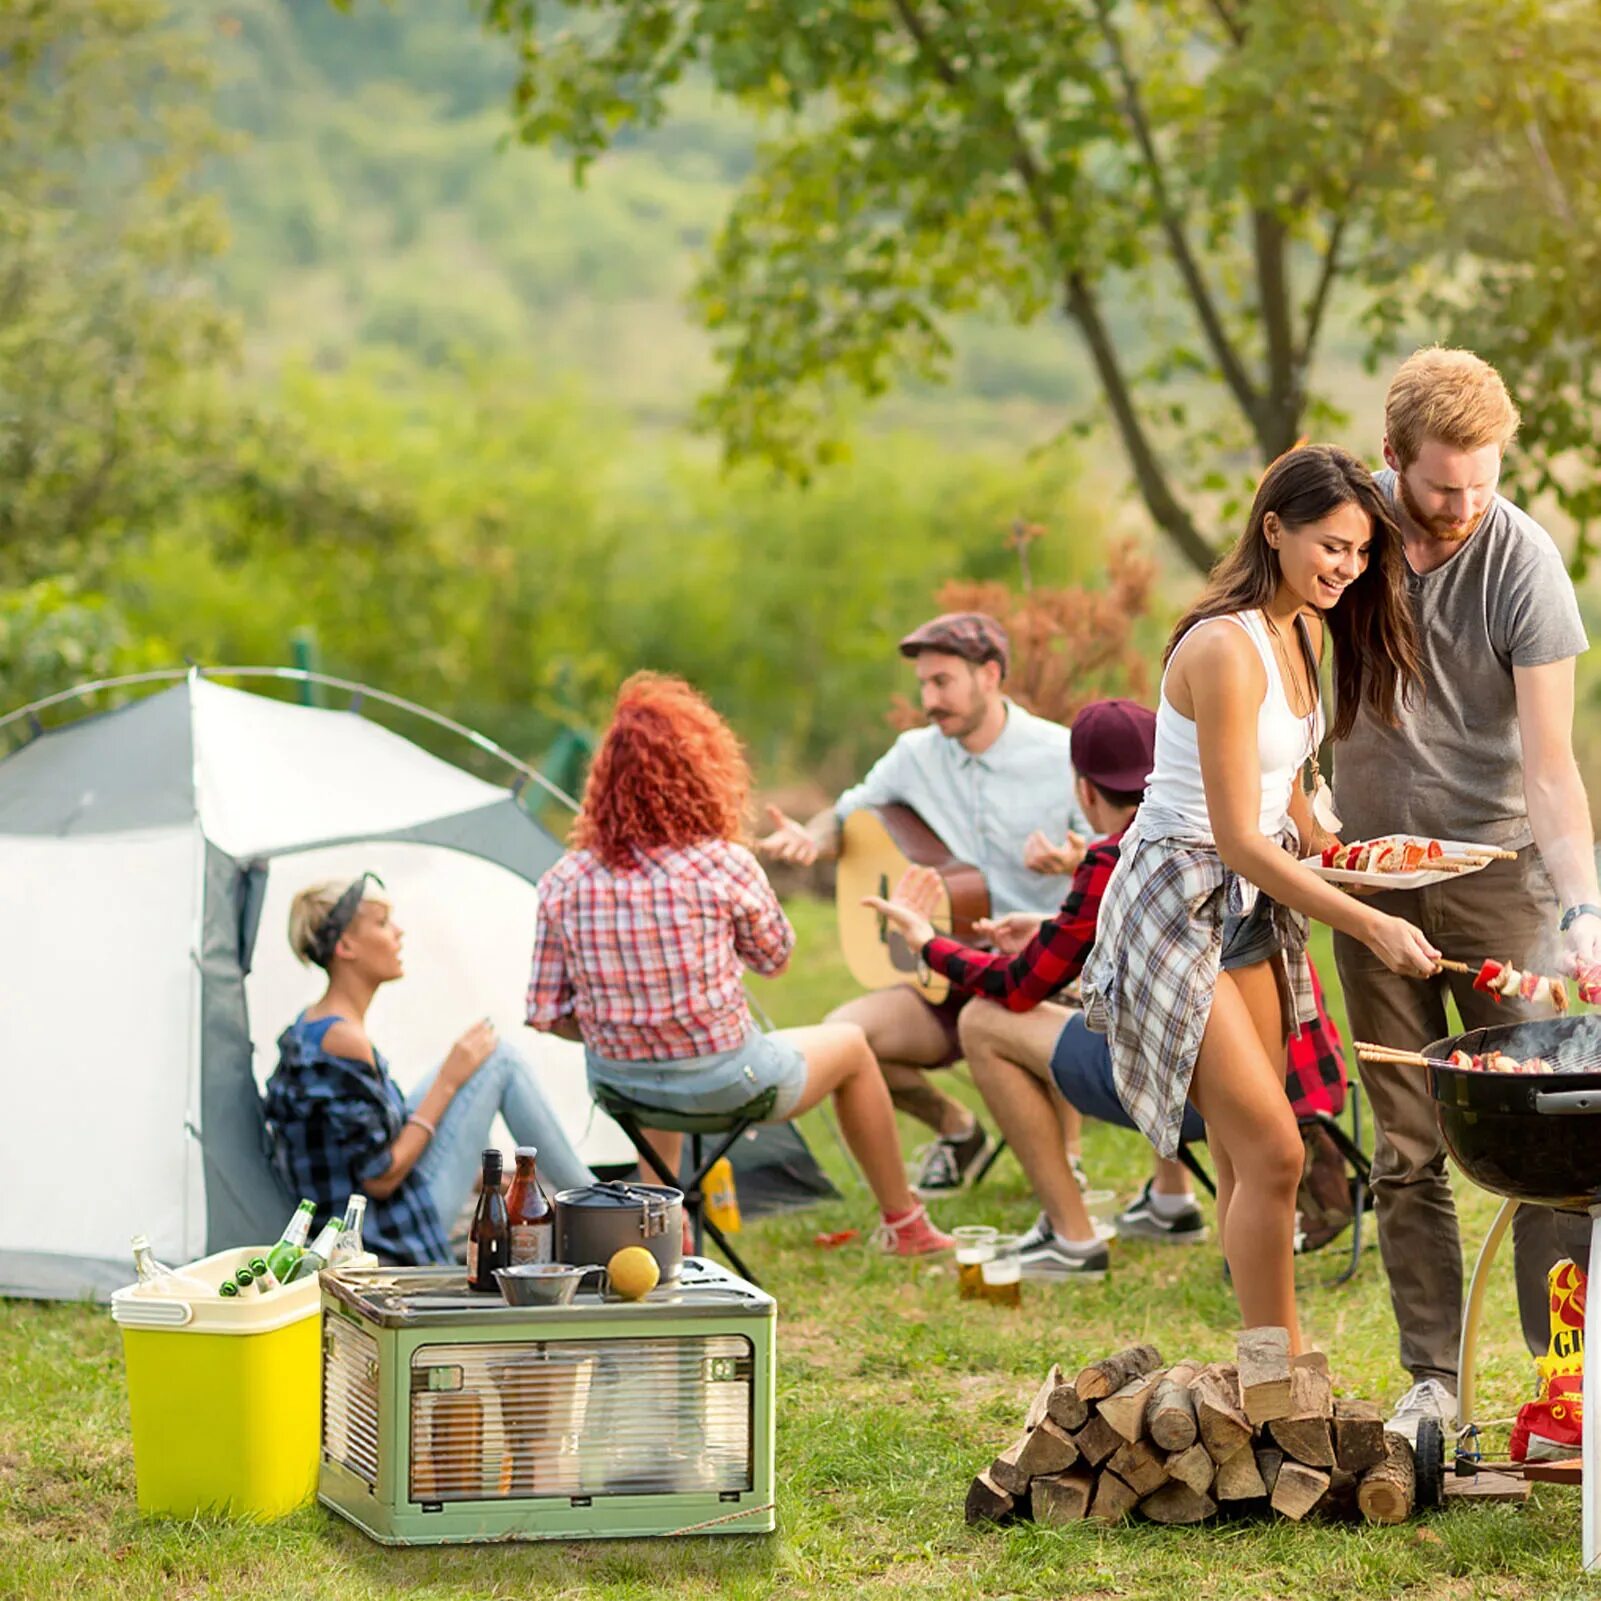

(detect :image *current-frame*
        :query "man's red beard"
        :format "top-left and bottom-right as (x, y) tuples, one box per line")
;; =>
(1396, 470), (1484, 543)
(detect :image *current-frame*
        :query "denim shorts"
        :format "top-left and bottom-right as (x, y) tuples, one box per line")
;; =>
(1220, 890), (1281, 970)
(586, 1028), (809, 1122)
(1050, 1013), (1206, 1144)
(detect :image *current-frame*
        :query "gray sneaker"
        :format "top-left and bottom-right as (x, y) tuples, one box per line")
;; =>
(1019, 1223), (1110, 1281)
(1113, 1180), (1207, 1244)
(1386, 1378), (1457, 1445)
(1018, 1208), (1113, 1251)
(911, 1126), (994, 1197)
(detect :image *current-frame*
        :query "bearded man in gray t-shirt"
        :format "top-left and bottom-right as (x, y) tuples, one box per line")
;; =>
(1332, 346), (1601, 1444)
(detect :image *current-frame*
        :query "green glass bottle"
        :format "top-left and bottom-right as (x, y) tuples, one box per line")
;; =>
(283, 1218), (342, 1284)
(218, 1279), (240, 1298)
(247, 1256), (278, 1294)
(266, 1199), (316, 1283)
(234, 1266), (255, 1292)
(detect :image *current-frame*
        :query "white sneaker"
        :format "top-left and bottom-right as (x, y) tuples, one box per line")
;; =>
(1386, 1378), (1456, 1445)
(1018, 1208), (1115, 1252)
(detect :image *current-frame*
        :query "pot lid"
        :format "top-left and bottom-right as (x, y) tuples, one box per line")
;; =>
(556, 1180), (681, 1210)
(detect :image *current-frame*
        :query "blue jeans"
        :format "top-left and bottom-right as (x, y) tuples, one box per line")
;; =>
(1050, 1013), (1206, 1145)
(409, 1041), (594, 1225)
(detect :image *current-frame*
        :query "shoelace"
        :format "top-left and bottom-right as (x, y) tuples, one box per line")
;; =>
(913, 1142), (961, 1187)
(872, 1203), (934, 1251)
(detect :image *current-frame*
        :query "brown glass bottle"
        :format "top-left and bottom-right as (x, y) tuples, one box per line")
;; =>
(505, 1146), (554, 1267)
(466, 1148), (510, 1290)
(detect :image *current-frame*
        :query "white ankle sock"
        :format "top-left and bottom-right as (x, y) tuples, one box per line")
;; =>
(1150, 1189), (1195, 1219)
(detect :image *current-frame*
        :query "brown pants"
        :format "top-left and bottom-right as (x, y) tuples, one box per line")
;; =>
(1332, 846), (1591, 1387)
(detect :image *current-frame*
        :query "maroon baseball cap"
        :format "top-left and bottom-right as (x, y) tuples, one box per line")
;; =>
(1070, 698), (1156, 794)
(897, 612), (1010, 678)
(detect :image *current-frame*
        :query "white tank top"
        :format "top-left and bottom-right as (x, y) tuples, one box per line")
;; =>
(1146, 610), (1321, 839)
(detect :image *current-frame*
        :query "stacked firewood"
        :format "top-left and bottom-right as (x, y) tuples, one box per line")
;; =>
(965, 1334), (1417, 1529)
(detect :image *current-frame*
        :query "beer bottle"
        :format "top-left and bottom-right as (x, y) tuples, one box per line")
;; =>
(234, 1266), (256, 1292)
(284, 1218), (343, 1284)
(467, 1148), (510, 1290)
(218, 1279), (241, 1298)
(505, 1147), (553, 1266)
(247, 1257), (279, 1294)
(266, 1199), (316, 1283)
(327, 1195), (368, 1268)
(129, 1235), (208, 1298)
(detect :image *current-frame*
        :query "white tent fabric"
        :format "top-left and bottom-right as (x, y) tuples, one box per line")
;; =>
(245, 839), (632, 1170)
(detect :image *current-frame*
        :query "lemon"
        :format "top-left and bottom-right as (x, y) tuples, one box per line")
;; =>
(607, 1245), (661, 1301)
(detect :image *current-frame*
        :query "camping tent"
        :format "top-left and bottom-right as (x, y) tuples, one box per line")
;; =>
(0, 671), (835, 1301)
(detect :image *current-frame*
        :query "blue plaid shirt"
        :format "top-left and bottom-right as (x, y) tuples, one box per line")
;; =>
(263, 1014), (454, 1266)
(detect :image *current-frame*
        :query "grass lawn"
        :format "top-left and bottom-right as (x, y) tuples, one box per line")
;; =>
(0, 896), (1586, 1599)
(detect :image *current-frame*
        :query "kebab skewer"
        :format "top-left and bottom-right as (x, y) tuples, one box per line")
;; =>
(1356, 1042), (1554, 1075)
(1319, 837), (1517, 874)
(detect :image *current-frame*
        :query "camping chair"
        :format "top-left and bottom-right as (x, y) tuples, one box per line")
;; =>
(591, 1082), (777, 1287)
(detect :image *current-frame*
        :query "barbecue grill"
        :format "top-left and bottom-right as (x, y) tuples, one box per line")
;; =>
(1425, 1017), (1601, 1569)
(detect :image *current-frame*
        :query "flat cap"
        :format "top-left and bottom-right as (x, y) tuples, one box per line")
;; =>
(897, 611), (1010, 678)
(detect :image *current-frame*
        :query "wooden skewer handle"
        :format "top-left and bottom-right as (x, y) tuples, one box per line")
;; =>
(1434, 959), (1472, 974)
(1354, 1042), (1431, 1065)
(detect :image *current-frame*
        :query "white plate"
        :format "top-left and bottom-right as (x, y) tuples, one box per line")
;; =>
(1305, 835), (1495, 892)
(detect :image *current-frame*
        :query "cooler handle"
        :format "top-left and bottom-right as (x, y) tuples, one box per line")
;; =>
(110, 1293), (195, 1328)
(1533, 1090), (1601, 1116)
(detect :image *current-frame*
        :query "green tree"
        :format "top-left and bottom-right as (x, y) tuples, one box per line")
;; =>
(480, 0), (1601, 574)
(0, 0), (235, 588)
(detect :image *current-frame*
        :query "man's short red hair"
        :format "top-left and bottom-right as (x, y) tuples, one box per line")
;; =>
(573, 672), (751, 869)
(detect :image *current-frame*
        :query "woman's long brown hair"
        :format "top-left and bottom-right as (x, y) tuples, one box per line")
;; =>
(1165, 445), (1422, 740)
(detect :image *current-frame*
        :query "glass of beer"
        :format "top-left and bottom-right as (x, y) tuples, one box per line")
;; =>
(953, 1226), (998, 1301)
(980, 1233), (1023, 1309)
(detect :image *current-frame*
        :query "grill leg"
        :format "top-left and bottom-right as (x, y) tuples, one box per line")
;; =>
(1585, 1207), (1601, 1570)
(1457, 1195), (1518, 1433)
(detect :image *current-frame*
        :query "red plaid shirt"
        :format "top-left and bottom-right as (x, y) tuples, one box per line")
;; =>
(924, 825), (1348, 1118)
(527, 839), (794, 1061)
(922, 832), (1125, 1009)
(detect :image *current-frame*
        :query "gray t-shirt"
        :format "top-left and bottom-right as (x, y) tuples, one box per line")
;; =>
(1334, 470), (1588, 849)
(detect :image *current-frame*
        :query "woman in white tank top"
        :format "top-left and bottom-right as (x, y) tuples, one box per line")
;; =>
(1083, 445), (1435, 1354)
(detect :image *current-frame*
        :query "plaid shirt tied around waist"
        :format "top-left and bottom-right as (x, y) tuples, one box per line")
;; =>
(1081, 821), (1315, 1158)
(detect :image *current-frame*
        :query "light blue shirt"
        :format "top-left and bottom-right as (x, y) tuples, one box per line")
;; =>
(834, 700), (1092, 918)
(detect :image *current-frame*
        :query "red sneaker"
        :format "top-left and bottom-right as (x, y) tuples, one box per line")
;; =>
(874, 1202), (954, 1257)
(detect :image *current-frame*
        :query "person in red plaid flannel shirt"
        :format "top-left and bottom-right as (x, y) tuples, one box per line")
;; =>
(867, 699), (1352, 1281)
(528, 672), (952, 1255)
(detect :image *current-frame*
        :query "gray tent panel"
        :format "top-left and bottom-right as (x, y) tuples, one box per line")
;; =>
(199, 844), (293, 1251)
(0, 684), (195, 837)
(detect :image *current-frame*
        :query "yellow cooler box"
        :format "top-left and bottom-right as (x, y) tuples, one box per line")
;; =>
(112, 1246), (322, 1518)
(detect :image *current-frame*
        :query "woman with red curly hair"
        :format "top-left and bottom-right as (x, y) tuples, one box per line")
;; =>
(527, 673), (951, 1255)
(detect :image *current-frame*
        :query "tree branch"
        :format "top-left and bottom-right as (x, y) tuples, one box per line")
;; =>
(889, 0), (1217, 572)
(1295, 210), (1347, 374)
(1064, 271), (1218, 576)
(1251, 209), (1299, 454)
(1204, 0), (1247, 47)
(1089, 0), (1263, 434)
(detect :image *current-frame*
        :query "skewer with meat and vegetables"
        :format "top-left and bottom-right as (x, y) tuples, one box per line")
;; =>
(1318, 837), (1517, 874)
(1356, 1042), (1558, 1075)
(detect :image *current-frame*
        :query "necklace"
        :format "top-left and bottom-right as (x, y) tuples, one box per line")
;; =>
(1263, 611), (1342, 834)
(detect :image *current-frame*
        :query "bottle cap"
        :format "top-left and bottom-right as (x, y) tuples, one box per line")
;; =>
(481, 1147), (504, 1177)
(514, 1146), (539, 1161)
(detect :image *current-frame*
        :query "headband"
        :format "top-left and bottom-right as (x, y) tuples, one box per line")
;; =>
(309, 872), (385, 968)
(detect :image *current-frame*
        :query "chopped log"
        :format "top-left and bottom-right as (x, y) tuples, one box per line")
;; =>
(1312, 1467), (1359, 1518)
(1072, 1412), (1123, 1468)
(1356, 1434), (1415, 1525)
(1267, 1365), (1335, 1467)
(1146, 1362), (1200, 1451)
(1193, 1365), (1251, 1463)
(1140, 1482), (1217, 1524)
(1088, 1470), (1139, 1524)
(1254, 1444), (1284, 1495)
(1015, 1417), (1079, 1479)
(1099, 1369), (1167, 1443)
(989, 1440), (1031, 1498)
(1108, 1437), (1169, 1498)
(1165, 1443), (1216, 1496)
(1271, 1461), (1331, 1521)
(1076, 1343), (1162, 1401)
(1442, 1470), (1531, 1505)
(1214, 1446), (1268, 1501)
(1025, 1364), (1066, 1433)
(1032, 1467), (1095, 1525)
(1292, 1349), (1330, 1378)
(1046, 1382), (1089, 1433)
(1236, 1327), (1293, 1425)
(1332, 1398), (1386, 1475)
(965, 1469), (1015, 1525)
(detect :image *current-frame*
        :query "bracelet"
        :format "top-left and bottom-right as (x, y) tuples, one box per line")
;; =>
(1560, 904), (1601, 933)
(407, 1113), (438, 1138)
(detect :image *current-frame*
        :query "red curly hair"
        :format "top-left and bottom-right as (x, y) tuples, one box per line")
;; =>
(573, 672), (751, 868)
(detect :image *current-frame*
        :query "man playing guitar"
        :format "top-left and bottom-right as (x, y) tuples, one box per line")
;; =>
(758, 612), (1092, 1194)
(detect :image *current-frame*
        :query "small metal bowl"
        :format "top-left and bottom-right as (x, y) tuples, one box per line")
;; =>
(494, 1262), (602, 1308)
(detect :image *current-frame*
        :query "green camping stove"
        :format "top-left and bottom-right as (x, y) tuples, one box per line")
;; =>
(318, 1258), (776, 1544)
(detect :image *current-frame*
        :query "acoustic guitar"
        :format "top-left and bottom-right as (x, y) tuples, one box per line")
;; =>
(834, 804), (990, 1003)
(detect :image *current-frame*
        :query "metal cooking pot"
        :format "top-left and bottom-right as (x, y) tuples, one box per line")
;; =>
(554, 1181), (683, 1281)
(1426, 1017), (1601, 1211)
